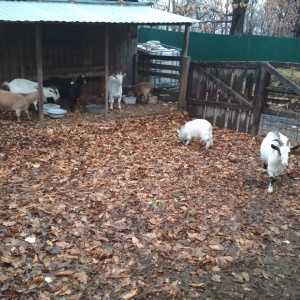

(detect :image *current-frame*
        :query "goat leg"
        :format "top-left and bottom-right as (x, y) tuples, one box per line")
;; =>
(268, 176), (276, 193)
(117, 96), (121, 109)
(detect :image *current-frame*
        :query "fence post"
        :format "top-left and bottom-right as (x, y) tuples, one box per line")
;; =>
(177, 56), (191, 109)
(251, 65), (270, 136)
(35, 23), (45, 129)
(133, 53), (138, 84)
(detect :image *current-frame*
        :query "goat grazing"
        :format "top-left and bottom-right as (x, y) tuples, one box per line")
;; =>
(43, 75), (86, 112)
(260, 131), (300, 193)
(0, 90), (46, 122)
(2, 78), (60, 110)
(177, 119), (213, 149)
(108, 72), (126, 109)
(128, 82), (153, 104)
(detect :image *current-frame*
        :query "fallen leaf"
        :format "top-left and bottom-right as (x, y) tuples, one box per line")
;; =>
(211, 274), (222, 282)
(74, 271), (88, 284)
(121, 289), (138, 300)
(25, 236), (36, 243)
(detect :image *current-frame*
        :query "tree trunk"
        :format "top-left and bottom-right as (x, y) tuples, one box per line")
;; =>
(230, 1), (248, 35)
(293, 7), (300, 38)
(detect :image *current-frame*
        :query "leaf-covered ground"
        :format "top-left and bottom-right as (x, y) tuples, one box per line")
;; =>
(0, 100), (300, 299)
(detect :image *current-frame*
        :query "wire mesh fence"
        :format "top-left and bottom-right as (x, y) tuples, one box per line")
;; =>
(258, 110), (300, 142)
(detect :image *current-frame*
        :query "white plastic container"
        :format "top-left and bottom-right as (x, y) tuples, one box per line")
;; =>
(44, 103), (60, 115)
(123, 96), (136, 104)
(47, 108), (67, 119)
(137, 41), (181, 89)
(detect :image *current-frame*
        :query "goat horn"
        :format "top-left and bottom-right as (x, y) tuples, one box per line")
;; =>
(272, 139), (283, 146)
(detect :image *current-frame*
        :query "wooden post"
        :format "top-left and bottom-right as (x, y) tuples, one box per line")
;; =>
(182, 25), (190, 57)
(177, 56), (191, 109)
(133, 53), (138, 84)
(251, 65), (270, 136)
(177, 24), (191, 109)
(104, 25), (109, 121)
(35, 23), (45, 128)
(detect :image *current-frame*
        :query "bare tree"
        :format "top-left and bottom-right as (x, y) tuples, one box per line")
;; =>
(152, 0), (300, 37)
(230, 0), (249, 35)
(260, 0), (300, 37)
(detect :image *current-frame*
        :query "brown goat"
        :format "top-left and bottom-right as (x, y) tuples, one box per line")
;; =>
(128, 82), (153, 104)
(0, 90), (45, 122)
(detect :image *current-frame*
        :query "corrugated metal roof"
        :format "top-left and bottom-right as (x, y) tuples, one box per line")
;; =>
(0, 1), (198, 24)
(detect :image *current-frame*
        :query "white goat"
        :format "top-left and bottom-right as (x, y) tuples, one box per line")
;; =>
(2, 78), (60, 110)
(0, 90), (46, 122)
(108, 72), (126, 109)
(260, 131), (300, 193)
(177, 119), (213, 149)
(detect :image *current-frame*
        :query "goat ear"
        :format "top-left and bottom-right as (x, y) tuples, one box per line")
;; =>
(123, 73), (126, 78)
(290, 144), (300, 151)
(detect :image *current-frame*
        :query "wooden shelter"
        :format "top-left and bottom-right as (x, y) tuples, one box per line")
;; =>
(0, 0), (197, 126)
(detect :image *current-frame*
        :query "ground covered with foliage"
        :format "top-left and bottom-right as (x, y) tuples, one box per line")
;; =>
(0, 101), (300, 299)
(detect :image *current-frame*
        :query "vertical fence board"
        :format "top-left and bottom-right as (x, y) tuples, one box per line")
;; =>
(215, 108), (227, 128)
(232, 68), (244, 97)
(243, 69), (256, 101)
(227, 109), (239, 131)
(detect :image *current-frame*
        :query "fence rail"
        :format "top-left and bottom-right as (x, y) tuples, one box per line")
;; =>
(137, 53), (183, 102)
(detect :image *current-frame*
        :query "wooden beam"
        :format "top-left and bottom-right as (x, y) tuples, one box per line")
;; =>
(138, 54), (183, 62)
(266, 86), (298, 95)
(262, 62), (300, 95)
(104, 25), (108, 121)
(138, 61), (181, 72)
(186, 99), (254, 111)
(35, 23), (45, 129)
(25, 66), (105, 80)
(133, 53), (138, 84)
(251, 66), (270, 136)
(137, 70), (180, 80)
(182, 25), (190, 57)
(270, 62), (300, 69)
(178, 56), (191, 109)
(191, 61), (262, 69)
(152, 88), (179, 97)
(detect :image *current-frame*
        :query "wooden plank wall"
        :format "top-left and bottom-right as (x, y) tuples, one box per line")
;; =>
(0, 23), (138, 98)
(186, 62), (263, 135)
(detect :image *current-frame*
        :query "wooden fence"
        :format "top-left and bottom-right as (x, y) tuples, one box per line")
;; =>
(136, 54), (300, 136)
(185, 61), (300, 136)
(136, 53), (189, 107)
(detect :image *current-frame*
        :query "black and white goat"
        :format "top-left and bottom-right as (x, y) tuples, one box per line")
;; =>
(260, 131), (300, 193)
(176, 119), (213, 149)
(43, 76), (86, 112)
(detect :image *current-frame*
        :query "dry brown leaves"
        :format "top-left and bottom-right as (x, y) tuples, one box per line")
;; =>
(0, 101), (300, 299)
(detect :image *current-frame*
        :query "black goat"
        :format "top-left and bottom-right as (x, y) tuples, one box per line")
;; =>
(43, 76), (86, 112)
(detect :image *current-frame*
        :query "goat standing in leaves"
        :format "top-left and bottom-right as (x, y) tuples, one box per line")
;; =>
(260, 131), (300, 193)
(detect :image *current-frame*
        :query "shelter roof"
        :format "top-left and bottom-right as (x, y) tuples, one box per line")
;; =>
(0, 0), (198, 25)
